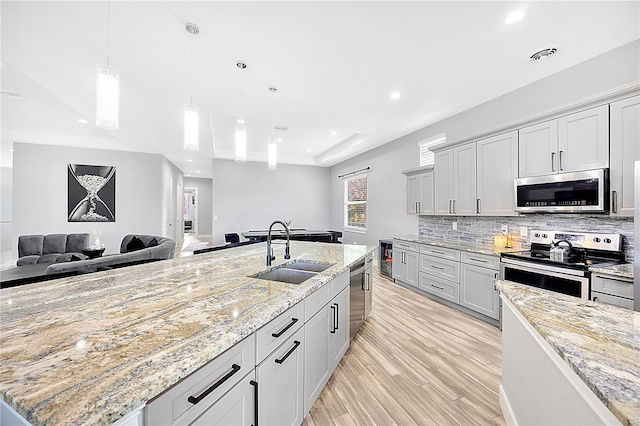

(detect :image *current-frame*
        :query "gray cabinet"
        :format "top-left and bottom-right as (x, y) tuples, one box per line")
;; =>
(364, 255), (373, 319)
(610, 96), (639, 217)
(392, 240), (419, 287)
(476, 131), (518, 216)
(434, 149), (455, 215)
(519, 106), (609, 178)
(460, 263), (500, 320)
(403, 167), (434, 215)
(189, 373), (256, 426)
(434, 143), (476, 215)
(591, 274), (634, 310)
(328, 286), (350, 369)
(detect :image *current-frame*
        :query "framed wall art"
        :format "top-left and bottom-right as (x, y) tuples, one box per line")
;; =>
(68, 164), (116, 222)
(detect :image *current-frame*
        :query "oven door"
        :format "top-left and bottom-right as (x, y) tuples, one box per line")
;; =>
(500, 258), (589, 299)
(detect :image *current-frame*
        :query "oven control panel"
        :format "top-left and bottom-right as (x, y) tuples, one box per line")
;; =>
(529, 230), (622, 252)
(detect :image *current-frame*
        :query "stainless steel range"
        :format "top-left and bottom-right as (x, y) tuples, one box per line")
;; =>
(500, 230), (625, 299)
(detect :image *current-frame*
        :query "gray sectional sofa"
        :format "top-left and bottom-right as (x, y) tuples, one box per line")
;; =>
(45, 234), (176, 275)
(17, 233), (90, 266)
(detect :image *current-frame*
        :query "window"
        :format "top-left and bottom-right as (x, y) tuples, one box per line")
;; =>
(344, 174), (367, 232)
(419, 134), (446, 166)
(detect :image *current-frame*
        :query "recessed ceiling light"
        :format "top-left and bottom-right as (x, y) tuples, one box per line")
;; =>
(331, 131), (337, 136)
(389, 92), (401, 100)
(187, 159), (193, 162)
(307, 149), (312, 153)
(277, 138), (283, 142)
(505, 11), (525, 24)
(78, 118), (89, 124)
(195, 170), (201, 173)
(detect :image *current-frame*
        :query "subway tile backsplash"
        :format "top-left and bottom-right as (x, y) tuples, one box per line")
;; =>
(418, 215), (634, 261)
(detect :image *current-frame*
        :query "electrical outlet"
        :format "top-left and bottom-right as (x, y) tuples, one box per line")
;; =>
(520, 226), (528, 237)
(452, 221), (457, 230)
(501, 224), (508, 235)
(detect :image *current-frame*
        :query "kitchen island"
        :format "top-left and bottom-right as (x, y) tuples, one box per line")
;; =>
(0, 241), (374, 425)
(496, 280), (639, 426)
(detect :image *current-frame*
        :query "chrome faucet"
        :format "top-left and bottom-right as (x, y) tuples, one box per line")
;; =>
(266, 220), (291, 266)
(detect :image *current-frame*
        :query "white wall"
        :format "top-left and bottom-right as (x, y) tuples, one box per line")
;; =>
(12, 143), (166, 255)
(161, 157), (184, 244)
(329, 40), (640, 247)
(183, 177), (213, 236)
(212, 159), (331, 246)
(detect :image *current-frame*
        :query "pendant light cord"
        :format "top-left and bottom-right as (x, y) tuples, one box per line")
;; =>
(106, 0), (111, 66)
(190, 32), (194, 104)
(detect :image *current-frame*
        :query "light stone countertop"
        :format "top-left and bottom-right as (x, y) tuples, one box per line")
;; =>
(393, 235), (527, 256)
(0, 241), (375, 426)
(590, 263), (634, 280)
(496, 280), (640, 426)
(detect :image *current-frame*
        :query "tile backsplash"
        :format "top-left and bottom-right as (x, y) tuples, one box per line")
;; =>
(418, 215), (634, 261)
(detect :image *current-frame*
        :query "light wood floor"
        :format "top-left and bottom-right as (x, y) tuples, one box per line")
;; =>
(303, 273), (505, 426)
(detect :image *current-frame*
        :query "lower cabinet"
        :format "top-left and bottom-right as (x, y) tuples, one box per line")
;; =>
(460, 263), (500, 320)
(364, 254), (373, 319)
(257, 327), (305, 426)
(591, 274), (634, 309)
(392, 240), (419, 288)
(189, 373), (256, 426)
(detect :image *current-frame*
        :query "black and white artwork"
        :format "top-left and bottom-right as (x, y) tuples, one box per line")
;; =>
(68, 164), (116, 222)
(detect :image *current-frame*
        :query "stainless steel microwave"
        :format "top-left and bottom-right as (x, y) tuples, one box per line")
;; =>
(514, 169), (608, 213)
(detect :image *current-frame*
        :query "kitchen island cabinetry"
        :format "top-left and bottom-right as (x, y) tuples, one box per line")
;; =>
(610, 95), (640, 216)
(403, 166), (434, 215)
(392, 239), (419, 287)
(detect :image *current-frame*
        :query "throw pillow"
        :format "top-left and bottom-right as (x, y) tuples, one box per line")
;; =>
(126, 236), (146, 252)
(147, 237), (159, 248)
(70, 254), (83, 262)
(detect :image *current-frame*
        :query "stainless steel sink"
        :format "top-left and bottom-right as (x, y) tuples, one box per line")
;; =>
(251, 260), (333, 284)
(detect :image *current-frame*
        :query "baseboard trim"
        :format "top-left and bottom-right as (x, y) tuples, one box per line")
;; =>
(499, 384), (517, 426)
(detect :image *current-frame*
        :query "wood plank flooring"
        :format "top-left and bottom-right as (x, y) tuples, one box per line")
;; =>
(303, 273), (505, 426)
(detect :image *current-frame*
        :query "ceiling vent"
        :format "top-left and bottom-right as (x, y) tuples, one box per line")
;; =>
(1, 90), (28, 100)
(273, 125), (288, 132)
(529, 46), (559, 61)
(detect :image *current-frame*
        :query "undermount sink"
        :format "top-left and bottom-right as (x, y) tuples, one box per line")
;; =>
(251, 260), (333, 284)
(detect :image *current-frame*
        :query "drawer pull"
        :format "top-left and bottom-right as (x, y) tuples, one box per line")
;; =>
(271, 318), (299, 338)
(431, 250), (444, 254)
(250, 380), (259, 426)
(468, 257), (488, 263)
(431, 265), (444, 270)
(432, 285), (445, 290)
(188, 364), (241, 405)
(275, 340), (301, 364)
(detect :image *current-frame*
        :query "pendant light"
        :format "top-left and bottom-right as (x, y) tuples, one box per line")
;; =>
(96, 0), (120, 130)
(183, 23), (200, 151)
(235, 61), (247, 162)
(267, 86), (278, 171)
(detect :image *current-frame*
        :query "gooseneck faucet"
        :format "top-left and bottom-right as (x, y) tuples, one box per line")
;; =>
(266, 220), (291, 266)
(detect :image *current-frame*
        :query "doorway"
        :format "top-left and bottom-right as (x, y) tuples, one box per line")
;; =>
(183, 188), (198, 236)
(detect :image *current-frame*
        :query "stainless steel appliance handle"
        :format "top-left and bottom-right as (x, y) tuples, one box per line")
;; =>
(551, 152), (556, 172)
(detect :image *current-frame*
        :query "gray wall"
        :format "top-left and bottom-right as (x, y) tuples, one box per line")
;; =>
(184, 177), (213, 237)
(12, 143), (165, 255)
(161, 157), (185, 245)
(329, 40), (640, 248)
(212, 159), (331, 246)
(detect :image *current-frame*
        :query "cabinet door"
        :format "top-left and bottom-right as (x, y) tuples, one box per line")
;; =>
(303, 305), (331, 416)
(518, 120), (558, 177)
(406, 175), (419, 214)
(460, 264), (500, 320)
(558, 105), (609, 173)
(418, 172), (434, 215)
(190, 373), (256, 426)
(476, 131), (518, 216)
(328, 286), (350, 371)
(404, 250), (419, 288)
(610, 96), (639, 216)
(364, 264), (373, 319)
(391, 249), (406, 282)
(257, 327), (304, 426)
(453, 143), (477, 215)
(435, 149), (455, 215)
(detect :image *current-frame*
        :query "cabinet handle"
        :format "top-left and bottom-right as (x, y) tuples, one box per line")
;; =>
(551, 152), (556, 172)
(431, 265), (444, 270)
(275, 340), (301, 364)
(452, 200), (456, 214)
(418, 201), (421, 214)
(402, 252), (406, 264)
(416, 201), (419, 214)
(468, 257), (488, 263)
(612, 190), (617, 213)
(432, 284), (445, 290)
(271, 318), (299, 338)
(449, 199), (452, 214)
(330, 305), (336, 334)
(334, 303), (339, 330)
(476, 198), (481, 214)
(250, 380), (259, 426)
(366, 273), (370, 291)
(431, 250), (444, 255)
(362, 272), (366, 290)
(188, 364), (241, 404)
(559, 150), (564, 171)
(593, 297), (599, 302)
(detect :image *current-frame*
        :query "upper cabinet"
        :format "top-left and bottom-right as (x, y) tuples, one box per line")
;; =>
(610, 96), (639, 216)
(434, 144), (477, 215)
(519, 105), (609, 178)
(403, 166), (434, 215)
(434, 150), (455, 215)
(476, 131), (519, 216)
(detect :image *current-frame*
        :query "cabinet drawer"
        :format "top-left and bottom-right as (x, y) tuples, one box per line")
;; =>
(393, 239), (419, 252)
(460, 251), (500, 270)
(419, 254), (459, 283)
(419, 273), (459, 304)
(256, 301), (304, 363)
(591, 291), (633, 310)
(420, 244), (460, 261)
(305, 283), (333, 322)
(592, 275), (633, 299)
(331, 269), (350, 294)
(145, 334), (255, 426)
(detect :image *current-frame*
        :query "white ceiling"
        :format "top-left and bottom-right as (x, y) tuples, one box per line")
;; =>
(1, 1), (639, 175)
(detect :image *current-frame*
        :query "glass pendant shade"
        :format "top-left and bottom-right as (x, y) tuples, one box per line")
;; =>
(267, 139), (277, 170)
(235, 120), (247, 162)
(95, 64), (120, 130)
(183, 104), (200, 151)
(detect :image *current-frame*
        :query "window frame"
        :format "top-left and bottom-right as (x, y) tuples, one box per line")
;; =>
(343, 174), (367, 234)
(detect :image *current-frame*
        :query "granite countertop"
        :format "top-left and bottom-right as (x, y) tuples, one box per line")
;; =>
(393, 235), (526, 256)
(496, 280), (640, 426)
(0, 241), (375, 426)
(590, 263), (634, 280)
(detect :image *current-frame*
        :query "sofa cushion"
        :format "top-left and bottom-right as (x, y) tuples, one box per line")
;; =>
(17, 255), (40, 266)
(66, 234), (90, 253)
(37, 253), (63, 264)
(126, 236), (146, 252)
(55, 253), (87, 263)
(18, 235), (44, 257)
(43, 234), (67, 255)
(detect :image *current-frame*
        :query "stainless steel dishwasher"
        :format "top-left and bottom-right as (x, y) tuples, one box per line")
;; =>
(349, 258), (366, 339)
